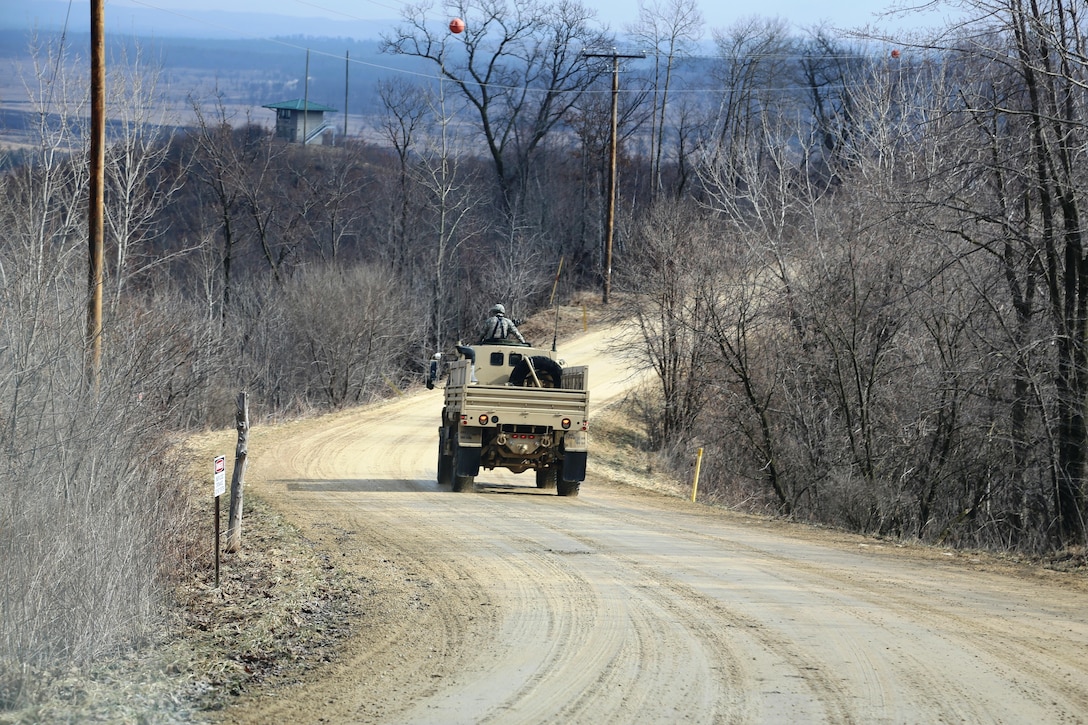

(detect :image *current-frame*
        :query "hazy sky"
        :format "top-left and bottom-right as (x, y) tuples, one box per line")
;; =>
(109, 0), (955, 35)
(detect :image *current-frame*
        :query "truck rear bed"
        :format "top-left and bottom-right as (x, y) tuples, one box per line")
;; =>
(444, 362), (588, 426)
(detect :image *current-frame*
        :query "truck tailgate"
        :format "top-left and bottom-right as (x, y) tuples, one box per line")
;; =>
(445, 385), (588, 417)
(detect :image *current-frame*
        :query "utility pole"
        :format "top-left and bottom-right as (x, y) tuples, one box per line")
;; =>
(582, 49), (644, 304)
(344, 50), (349, 139)
(88, 0), (105, 391)
(303, 49), (310, 144)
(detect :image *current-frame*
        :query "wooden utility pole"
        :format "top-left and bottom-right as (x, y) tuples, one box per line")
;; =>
(344, 50), (349, 138)
(582, 49), (644, 304)
(87, 0), (106, 389)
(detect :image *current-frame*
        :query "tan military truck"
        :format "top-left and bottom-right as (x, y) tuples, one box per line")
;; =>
(429, 341), (589, 496)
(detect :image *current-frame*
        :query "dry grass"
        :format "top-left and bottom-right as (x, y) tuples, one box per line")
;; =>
(0, 497), (367, 724)
(517, 290), (620, 347)
(588, 396), (689, 500)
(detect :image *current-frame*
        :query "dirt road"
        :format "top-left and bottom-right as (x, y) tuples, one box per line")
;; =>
(217, 329), (1088, 724)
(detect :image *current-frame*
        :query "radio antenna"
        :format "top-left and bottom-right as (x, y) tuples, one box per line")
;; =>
(550, 257), (564, 351)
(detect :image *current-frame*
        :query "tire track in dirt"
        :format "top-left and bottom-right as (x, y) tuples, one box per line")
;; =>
(560, 488), (1088, 722)
(378, 494), (739, 724)
(455, 501), (733, 724)
(504, 496), (860, 724)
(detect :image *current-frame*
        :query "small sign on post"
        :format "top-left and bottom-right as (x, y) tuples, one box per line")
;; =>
(214, 455), (227, 497)
(213, 454), (226, 588)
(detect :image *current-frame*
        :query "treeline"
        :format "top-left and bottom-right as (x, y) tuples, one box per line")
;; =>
(2, 0), (1087, 688)
(615, 3), (1088, 554)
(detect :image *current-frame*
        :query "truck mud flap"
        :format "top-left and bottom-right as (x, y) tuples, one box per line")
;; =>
(562, 451), (587, 482)
(456, 446), (481, 477)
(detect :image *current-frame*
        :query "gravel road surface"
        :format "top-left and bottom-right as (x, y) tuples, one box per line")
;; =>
(216, 329), (1088, 724)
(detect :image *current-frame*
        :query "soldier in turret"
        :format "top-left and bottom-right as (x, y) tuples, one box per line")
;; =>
(479, 303), (526, 344)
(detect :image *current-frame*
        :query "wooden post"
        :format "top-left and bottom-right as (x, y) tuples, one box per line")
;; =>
(226, 392), (249, 552)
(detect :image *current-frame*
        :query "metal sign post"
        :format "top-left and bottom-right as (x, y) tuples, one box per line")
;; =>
(214, 455), (227, 587)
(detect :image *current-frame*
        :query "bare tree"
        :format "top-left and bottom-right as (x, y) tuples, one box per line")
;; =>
(282, 265), (416, 407)
(797, 28), (870, 175)
(617, 198), (715, 449)
(913, 0), (1088, 547)
(477, 211), (550, 319)
(102, 46), (185, 310)
(11, 35), (90, 292)
(0, 38), (197, 679)
(291, 141), (370, 266)
(697, 239), (791, 512)
(412, 77), (487, 354)
(707, 18), (799, 168)
(377, 78), (432, 274)
(189, 97), (249, 321)
(188, 102), (297, 314)
(628, 0), (703, 196)
(1005, 0), (1088, 547)
(381, 0), (612, 207)
(234, 127), (297, 283)
(695, 106), (824, 514)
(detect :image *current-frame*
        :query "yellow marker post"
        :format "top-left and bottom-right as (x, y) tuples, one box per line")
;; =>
(691, 447), (704, 502)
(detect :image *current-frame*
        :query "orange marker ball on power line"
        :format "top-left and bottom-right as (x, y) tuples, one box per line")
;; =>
(449, 18), (465, 33)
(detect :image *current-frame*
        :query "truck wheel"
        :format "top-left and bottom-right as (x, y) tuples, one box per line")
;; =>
(535, 466), (558, 489)
(438, 445), (453, 487)
(450, 437), (479, 492)
(509, 356), (562, 388)
(557, 479), (580, 497)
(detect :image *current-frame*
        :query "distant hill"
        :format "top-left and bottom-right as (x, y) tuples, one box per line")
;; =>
(1, 0), (399, 40)
(0, 22), (436, 145)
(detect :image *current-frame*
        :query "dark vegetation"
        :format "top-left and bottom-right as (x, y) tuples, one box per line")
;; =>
(2, 0), (1088, 714)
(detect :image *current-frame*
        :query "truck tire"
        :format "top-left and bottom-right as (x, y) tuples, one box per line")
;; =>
(557, 479), (580, 497)
(452, 442), (477, 492)
(551, 458), (577, 496)
(535, 465), (558, 490)
(509, 356), (562, 388)
(438, 444), (453, 487)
